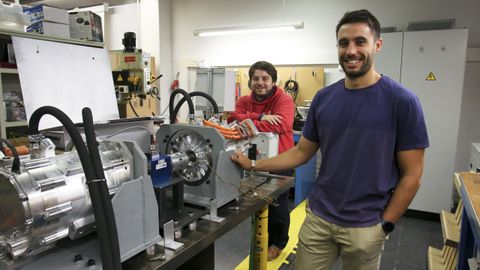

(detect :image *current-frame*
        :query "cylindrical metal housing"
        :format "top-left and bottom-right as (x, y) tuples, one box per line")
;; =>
(0, 140), (133, 260)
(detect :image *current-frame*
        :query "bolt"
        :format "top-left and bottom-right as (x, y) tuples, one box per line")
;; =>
(146, 245), (155, 256)
(189, 221), (197, 231)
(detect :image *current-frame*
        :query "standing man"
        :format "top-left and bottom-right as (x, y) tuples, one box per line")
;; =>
(231, 10), (429, 269)
(228, 61), (295, 261)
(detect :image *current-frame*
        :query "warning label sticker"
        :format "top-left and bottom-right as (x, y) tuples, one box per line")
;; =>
(426, 72), (436, 81)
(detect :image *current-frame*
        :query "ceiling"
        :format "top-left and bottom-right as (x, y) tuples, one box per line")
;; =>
(4, 0), (137, 9)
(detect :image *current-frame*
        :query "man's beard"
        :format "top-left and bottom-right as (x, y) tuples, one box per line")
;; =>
(340, 54), (373, 79)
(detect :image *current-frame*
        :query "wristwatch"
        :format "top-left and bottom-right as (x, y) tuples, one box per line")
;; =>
(381, 218), (395, 235)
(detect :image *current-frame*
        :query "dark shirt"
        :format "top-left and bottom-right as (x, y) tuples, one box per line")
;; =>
(302, 76), (429, 227)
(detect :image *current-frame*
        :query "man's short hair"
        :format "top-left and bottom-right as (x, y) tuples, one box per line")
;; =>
(249, 61), (277, 83)
(336, 9), (381, 40)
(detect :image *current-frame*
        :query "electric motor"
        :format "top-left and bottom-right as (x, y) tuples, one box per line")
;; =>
(0, 140), (134, 260)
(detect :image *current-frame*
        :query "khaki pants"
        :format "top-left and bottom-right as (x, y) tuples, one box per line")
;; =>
(295, 203), (387, 270)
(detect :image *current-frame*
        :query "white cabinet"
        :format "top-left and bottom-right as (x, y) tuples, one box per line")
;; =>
(195, 68), (236, 112)
(375, 32), (403, 82)
(376, 29), (468, 214)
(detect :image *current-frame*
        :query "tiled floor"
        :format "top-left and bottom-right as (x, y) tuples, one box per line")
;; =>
(215, 211), (443, 270)
(380, 216), (444, 270)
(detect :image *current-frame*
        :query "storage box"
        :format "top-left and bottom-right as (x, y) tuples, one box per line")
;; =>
(26, 21), (70, 39)
(1, 1), (31, 31)
(24, 5), (69, 24)
(69, 11), (103, 42)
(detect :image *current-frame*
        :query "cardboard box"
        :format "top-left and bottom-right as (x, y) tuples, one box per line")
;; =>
(26, 21), (70, 39)
(69, 11), (103, 42)
(24, 5), (69, 24)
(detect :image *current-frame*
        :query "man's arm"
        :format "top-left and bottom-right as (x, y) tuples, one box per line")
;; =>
(227, 97), (261, 123)
(253, 95), (294, 134)
(231, 136), (319, 172)
(382, 148), (425, 223)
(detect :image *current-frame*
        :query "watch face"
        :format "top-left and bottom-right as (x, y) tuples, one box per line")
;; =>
(382, 221), (395, 234)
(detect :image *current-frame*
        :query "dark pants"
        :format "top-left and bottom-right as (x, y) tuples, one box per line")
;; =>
(268, 170), (292, 249)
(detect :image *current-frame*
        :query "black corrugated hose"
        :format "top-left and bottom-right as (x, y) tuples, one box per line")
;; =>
(28, 106), (118, 270)
(172, 91), (219, 122)
(169, 88), (194, 123)
(0, 138), (20, 174)
(82, 107), (122, 270)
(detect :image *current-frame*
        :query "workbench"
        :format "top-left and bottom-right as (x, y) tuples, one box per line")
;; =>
(457, 172), (480, 270)
(123, 174), (294, 270)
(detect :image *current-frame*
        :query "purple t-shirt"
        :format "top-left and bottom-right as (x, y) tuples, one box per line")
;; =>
(302, 76), (429, 227)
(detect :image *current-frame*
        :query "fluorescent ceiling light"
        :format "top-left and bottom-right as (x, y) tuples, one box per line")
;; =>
(194, 21), (304, 37)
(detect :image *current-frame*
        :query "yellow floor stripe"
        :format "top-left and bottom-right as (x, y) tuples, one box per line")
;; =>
(235, 200), (307, 270)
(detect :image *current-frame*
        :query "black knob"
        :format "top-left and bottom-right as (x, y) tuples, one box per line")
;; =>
(74, 254), (83, 262)
(87, 259), (96, 266)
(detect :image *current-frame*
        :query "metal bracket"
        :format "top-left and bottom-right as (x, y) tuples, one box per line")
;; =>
(201, 199), (225, 223)
(158, 220), (184, 250)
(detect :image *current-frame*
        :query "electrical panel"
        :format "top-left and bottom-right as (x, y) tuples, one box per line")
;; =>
(376, 29), (468, 214)
(195, 68), (235, 112)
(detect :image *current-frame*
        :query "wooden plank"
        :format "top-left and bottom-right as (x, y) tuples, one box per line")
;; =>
(428, 246), (445, 270)
(459, 172), (480, 228)
(453, 173), (462, 195)
(441, 210), (460, 247)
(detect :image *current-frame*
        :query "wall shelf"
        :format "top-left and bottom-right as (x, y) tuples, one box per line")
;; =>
(0, 38), (27, 139)
(4, 121), (27, 128)
(0, 29), (104, 48)
(0, 68), (18, 74)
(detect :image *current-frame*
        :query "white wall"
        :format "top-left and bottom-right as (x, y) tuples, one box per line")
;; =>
(104, 3), (140, 50)
(105, 0), (479, 114)
(172, 0), (480, 70)
(157, 0), (172, 116)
